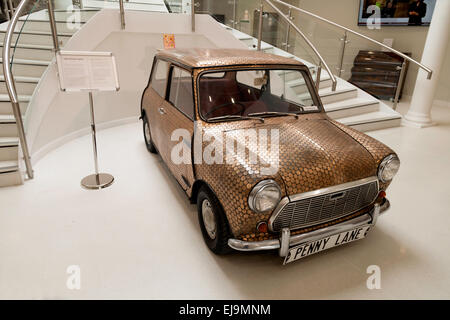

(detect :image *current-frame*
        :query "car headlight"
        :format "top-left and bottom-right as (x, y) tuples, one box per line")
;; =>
(378, 154), (400, 183)
(248, 180), (282, 213)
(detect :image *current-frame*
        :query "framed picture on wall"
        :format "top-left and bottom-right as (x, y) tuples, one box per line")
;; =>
(358, 0), (437, 26)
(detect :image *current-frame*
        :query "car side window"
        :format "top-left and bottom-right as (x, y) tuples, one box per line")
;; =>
(150, 59), (169, 97)
(169, 66), (194, 120)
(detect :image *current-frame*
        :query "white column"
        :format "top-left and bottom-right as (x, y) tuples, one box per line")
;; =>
(403, 0), (450, 128)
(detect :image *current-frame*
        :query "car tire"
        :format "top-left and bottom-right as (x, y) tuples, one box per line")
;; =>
(143, 114), (157, 154)
(197, 186), (232, 255)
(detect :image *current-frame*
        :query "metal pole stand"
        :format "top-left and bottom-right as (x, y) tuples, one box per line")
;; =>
(81, 92), (114, 190)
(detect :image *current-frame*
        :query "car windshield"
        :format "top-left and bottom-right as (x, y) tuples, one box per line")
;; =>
(198, 68), (321, 121)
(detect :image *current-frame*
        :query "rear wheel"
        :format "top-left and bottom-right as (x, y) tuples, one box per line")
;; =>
(143, 114), (157, 154)
(197, 186), (232, 254)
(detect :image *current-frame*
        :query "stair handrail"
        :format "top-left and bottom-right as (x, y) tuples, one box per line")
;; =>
(2, 0), (33, 179)
(271, 0), (433, 80)
(260, 0), (338, 91)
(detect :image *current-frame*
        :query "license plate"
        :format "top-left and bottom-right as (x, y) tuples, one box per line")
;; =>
(283, 225), (372, 265)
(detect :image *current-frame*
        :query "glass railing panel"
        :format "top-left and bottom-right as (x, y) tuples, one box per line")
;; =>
(343, 31), (407, 103)
(9, 0), (46, 67)
(165, 0), (183, 13)
(197, 0), (235, 27)
(288, 9), (343, 80)
(5, 0), (97, 131)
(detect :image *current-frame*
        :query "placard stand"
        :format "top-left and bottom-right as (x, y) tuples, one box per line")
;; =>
(80, 92), (114, 189)
(56, 51), (120, 190)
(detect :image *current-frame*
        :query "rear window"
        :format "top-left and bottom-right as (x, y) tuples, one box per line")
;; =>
(151, 59), (169, 97)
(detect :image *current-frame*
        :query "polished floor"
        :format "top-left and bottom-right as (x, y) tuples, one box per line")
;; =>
(0, 102), (449, 299)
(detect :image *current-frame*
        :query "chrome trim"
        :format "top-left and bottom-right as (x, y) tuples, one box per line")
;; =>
(268, 176), (379, 231)
(279, 228), (290, 257)
(378, 154), (400, 183)
(379, 198), (390, 215)
(248, 179), (281, 213)
(228, 200), (389, 255)
(370, 203), (380, 226)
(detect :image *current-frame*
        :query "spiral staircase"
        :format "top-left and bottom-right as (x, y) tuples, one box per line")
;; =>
(0, 1), (403, 187)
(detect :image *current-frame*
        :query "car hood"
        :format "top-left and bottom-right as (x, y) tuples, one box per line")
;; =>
(209, 118), (377, 196)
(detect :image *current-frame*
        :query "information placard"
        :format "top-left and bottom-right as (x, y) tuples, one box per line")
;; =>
(56, 51), (120, 92)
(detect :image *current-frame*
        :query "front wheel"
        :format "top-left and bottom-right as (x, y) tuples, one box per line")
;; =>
(143, 114), (157, 154)
(197, 186), (232, 255)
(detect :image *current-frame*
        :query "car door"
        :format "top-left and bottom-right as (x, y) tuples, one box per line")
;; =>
(158, 65), (195, 193)
(143, 58), (170, 150)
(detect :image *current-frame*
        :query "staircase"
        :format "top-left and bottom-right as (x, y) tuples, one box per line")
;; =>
(0, 8), (98, 187)
(224, 26), (402, 133)
(0, 1), (171, 187)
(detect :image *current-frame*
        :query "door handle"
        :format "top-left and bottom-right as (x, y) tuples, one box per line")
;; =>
(158, 107), (166, 115)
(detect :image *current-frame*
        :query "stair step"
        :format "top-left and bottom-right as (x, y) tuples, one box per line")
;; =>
(247, 41), (273, 51)
(0, 75), (39, 95)
(0, 43), (53, 61)
(0, 30), (71, 47)
(36, 9), (100, 22)
(240, 37), (255, 47)
(336, 111), (402, 132)
(288, 74), (332, 92)
(0, 94), (31, 115)
(0, 136), (19, 147)
(84, 0), (168, 12)
(0, 115), (18, 136)
(0, 160), (19, 173)
(0, 114), (16, 123)
(0, 137), (19, 161)
(325, 98), (380, 119)
(317, 86), (358, 104)
(0, 58), (50, 77)
(1, 18), (85, 34)
(0, 160), (22, 187)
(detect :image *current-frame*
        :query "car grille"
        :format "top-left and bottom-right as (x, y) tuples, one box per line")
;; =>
(271, 179), (379, 232)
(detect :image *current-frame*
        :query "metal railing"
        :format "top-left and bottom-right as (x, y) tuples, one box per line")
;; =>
(2, 0), (34, 179)
(2, 0), (127, 180)
(1, 0), (15, 20)
(258, 0), (338, 92)
(270, 0), (433, 109)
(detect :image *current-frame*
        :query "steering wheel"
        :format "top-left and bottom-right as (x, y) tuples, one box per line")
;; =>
(204, 101), (246, 118)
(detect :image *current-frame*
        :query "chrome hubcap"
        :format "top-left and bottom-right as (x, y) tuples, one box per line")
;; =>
(202, 199), (217, 240)
(144, 121), (151, 143)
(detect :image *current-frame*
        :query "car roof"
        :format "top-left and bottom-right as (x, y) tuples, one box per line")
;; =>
(155, 48), (305, 69)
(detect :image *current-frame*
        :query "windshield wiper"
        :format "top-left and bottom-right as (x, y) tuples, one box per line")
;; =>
(247, 111), (302, 119)
(208, 115), (265, 123)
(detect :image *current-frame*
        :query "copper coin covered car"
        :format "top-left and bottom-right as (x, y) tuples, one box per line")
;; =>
(140, 49), (399, 264)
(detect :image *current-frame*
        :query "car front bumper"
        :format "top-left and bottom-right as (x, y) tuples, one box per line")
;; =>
(227, 199), (390, 257)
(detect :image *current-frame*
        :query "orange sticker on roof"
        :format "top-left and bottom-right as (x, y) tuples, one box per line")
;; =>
(163, 34), (175, 49)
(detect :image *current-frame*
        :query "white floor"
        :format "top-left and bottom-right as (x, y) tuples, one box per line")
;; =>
(0, 102), (450, 299)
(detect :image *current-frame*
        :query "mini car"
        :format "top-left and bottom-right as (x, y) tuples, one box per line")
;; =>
(140, 48), (399, 264)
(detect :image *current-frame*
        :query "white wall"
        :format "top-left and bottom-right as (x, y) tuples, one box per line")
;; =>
(435, 38), (450, 107)
(26, 10), (247, 163)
